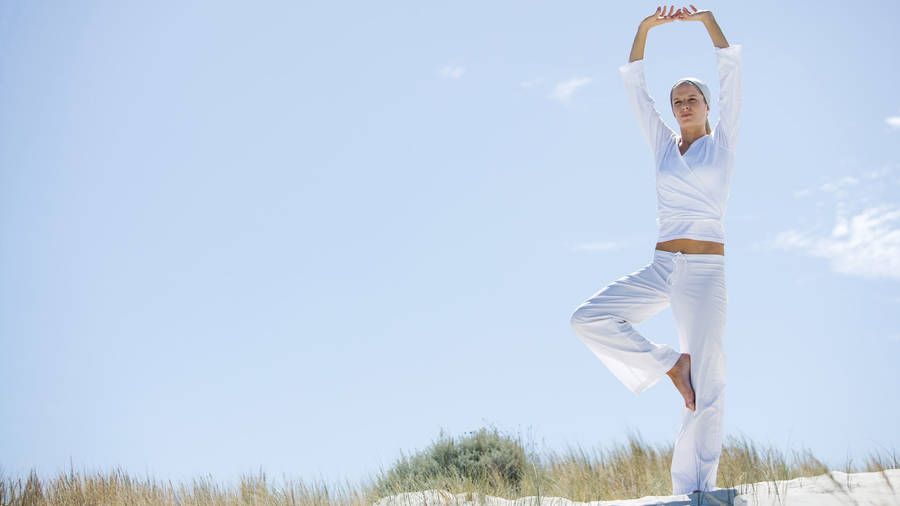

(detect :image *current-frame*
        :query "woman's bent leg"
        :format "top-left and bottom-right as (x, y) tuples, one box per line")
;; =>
(668, 255), (728, 495)
(570, 254), (681, 395)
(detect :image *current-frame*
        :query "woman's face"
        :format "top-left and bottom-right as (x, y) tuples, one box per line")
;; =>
(671, 82), (709, 129)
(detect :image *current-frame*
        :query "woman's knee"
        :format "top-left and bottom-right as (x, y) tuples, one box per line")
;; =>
(570, 306), (624, 334)
(570, 306), (587, 330)
(570, 305), (597, 332)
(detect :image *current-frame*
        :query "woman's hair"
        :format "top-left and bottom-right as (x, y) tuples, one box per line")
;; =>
(670, 78), (712, 134)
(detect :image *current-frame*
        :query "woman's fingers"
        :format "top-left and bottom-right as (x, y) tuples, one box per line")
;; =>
(686, 5), (707, 20)
(674, 5), (698, 20)
(651, 4), (686, 23)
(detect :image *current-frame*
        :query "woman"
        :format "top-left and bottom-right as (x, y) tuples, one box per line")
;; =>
(569, 5), (741, 496)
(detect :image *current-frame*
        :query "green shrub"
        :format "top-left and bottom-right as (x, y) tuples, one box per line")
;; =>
(373, 426), (529, 496)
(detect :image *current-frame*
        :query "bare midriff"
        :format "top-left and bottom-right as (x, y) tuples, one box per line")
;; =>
(655, 238), (725, 255)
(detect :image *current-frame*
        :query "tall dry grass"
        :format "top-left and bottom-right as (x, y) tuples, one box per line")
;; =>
(2, 429), (897, 505)
(0, 466), (374, 506)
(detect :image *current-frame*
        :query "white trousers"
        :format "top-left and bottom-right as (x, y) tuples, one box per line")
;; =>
(570, 249), (728, 495)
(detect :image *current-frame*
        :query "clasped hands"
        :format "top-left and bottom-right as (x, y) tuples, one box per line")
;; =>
(644, 4), (712, 28)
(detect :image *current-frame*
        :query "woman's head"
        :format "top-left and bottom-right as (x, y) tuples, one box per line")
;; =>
(670, 78), (711, 134)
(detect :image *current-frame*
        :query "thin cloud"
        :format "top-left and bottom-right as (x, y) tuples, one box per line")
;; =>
(863, 165), (896, 180)
(793, 176), (860, 198)
(549, 77), (592, 103)
(886, 116), (900, 129)
(820, 176), (859, 192)
(438, 64), (465, 79)
(770, 204), (900, 280)
(573, 241), (628, 252)
(767, 164), (900, 280)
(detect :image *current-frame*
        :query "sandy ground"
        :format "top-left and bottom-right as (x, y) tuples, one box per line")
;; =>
(373, 469), (900, 506)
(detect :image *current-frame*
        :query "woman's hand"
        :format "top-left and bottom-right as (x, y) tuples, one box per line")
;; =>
(675, 4), (713, 22)
(640, 5), (684, 30)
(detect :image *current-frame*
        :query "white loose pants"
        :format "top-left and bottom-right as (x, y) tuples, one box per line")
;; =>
(569, 249), (728, 495)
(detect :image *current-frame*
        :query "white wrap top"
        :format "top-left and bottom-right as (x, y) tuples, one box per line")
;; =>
(619, 44), (742, 244)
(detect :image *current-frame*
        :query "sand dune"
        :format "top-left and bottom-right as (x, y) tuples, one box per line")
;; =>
(374, 468), (900, 506)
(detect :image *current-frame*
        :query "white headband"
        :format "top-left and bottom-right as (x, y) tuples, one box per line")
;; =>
(670, 78), (711, 113)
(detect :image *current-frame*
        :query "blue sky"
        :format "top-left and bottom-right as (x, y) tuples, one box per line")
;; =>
(1, 0), (899, 491)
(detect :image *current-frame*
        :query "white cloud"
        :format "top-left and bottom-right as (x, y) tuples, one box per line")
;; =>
(767, 164), (900, 280)
(770, 204), (900, 280)
(549, 77), (592, 103)
(886, 116), (900, 129)
(820, 176), (859, 192)
(794, 168), (893, 200)
(888, 333), (900, 342)
(573, 241), (628, 253)
(438, 65), (465, 79)
(864, 166), (894, 180)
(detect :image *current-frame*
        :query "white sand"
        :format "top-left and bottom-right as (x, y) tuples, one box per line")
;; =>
(373, 469), (900, 506)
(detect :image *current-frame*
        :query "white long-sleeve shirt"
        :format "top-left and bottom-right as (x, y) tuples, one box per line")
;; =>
(619, 44), (742, 244)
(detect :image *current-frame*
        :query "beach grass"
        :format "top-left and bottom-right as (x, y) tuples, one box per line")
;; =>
(2, 426), (897, 505)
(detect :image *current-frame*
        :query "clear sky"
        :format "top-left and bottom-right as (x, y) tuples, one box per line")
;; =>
(2, 0), (899, 492)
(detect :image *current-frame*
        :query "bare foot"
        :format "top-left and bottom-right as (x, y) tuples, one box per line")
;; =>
(666, 353), (695, 411)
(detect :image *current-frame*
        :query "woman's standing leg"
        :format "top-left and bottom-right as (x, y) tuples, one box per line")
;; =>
(570, 251), (683, 395)
(668, 254), (728, 494)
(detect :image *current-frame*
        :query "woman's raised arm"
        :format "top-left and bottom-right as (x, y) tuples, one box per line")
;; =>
(679, 5), (741, 149)
(629, 6), (684, 63)
(620, 6), (686, 163)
